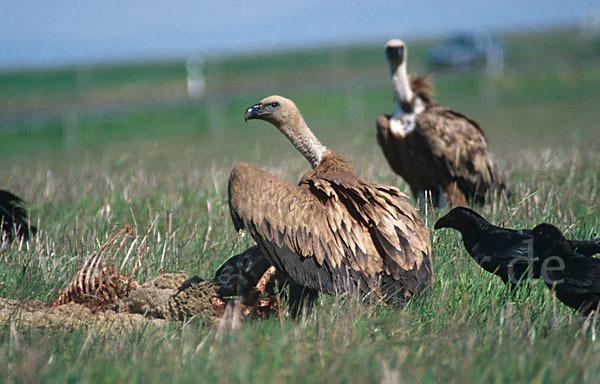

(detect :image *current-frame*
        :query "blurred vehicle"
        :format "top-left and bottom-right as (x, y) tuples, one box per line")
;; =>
(580, 9), (600, 38)
(427, 32), (504, 72)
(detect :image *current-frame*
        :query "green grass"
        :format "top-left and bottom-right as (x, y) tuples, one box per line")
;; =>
(1, 26), (600, 383)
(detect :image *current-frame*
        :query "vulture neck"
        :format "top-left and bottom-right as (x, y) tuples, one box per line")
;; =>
(278, 114), (328, 169)
(389, 60), (414, 113)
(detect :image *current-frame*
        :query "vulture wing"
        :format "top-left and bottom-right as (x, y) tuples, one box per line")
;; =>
(415, 105), (504, 199)
(228, 162), (431, 296)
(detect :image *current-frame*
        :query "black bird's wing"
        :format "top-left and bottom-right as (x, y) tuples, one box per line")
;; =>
(466, 228), (536, 283)
(0, 189), (35, 240)
(569, 238), (600, 257)
(559, 257), (600, 293)
(470, 228), (533, 264)
(542, 258), (600, 313)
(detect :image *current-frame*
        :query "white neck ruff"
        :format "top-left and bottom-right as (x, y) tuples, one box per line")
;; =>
(389, 97), (425, 136)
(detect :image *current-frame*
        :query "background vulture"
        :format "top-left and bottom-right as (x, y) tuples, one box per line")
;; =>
(376, 39), (506, 208)
(228, 95), (432, 313)
(0, 189), (36, 242)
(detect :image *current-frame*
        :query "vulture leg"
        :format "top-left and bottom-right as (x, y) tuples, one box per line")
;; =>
(255, 265), (277, 295)
(416, 191), (427, 212)
(444, 182), (468, 208)
(288, 282), (318, 319)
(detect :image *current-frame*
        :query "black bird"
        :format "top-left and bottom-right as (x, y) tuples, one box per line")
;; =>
(212, 246), (317, 317)
(435, 208), (600, 290)
(212, 245), (273, 297)
(434, 207), (537, 289)
(532, 223), (600, 314)
(0, 189), (36, 242)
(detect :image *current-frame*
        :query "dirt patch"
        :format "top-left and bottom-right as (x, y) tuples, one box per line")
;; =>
(0, 298), (167, 333)
(169, 276), (222, 324)
(1, 273), (277, 332)
(1, 226), (278, 332)
(1, 274), (221, 332)
(119, 273), (190, 319)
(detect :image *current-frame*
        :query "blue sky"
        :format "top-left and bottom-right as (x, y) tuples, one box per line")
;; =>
(1, 0), (598, 69)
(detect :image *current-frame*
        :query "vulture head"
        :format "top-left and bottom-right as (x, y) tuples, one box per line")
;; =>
(385, 39), (406, 68)
(244, 95), (297, 126)
(244, 95), (327, 169)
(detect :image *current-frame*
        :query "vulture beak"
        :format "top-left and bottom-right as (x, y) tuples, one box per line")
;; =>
(244, 103), (262, 121)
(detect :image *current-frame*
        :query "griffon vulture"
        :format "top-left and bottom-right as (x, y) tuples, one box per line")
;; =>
(376, 39), (506, 208)
(228, 96), (432, 309)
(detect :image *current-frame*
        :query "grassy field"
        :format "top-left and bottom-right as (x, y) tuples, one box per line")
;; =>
(1, 27), (600, 383)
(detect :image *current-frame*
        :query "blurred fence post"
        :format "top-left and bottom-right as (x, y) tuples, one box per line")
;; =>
(77, 66), (91, 98)
(206, 99), (224, 132)
(344, 84), (364, 123)
(62, 111), (79, 150)
(486, 45), (504, 74)
(483, 46), (504, 105)
(186, 55), (206, 99)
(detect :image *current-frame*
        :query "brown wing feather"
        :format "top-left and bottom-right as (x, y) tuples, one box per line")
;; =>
(229, 162), (373, 294)
(415, 105), (504, 199)
(228, 160), (431, 296)
(376, 115), (405, 178)
(302, 169), (430, 273)
(377, 113), (458, 201)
